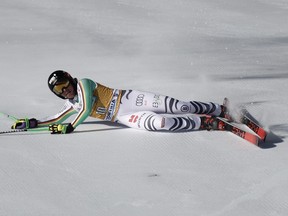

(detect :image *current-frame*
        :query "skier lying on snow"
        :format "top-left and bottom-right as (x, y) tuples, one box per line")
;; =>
(11, 70), (228, 134)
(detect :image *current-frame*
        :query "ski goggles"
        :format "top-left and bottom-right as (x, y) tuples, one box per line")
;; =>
(53, 80), (70, 95)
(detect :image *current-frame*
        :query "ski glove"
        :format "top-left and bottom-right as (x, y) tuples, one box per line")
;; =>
(11, 118), (38, 129)
(49, 123), (74, 134)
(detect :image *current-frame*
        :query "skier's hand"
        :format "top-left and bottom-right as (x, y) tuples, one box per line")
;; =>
(49, 124), (67, 134)
(11, 118), (38, 129)
(49, 123), (74, 134)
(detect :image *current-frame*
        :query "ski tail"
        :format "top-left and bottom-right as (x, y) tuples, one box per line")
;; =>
(240, 109), (268, 141)
(243, 132), (259, 145)
(217, 117), (259, 145)
(222, 98), (268, 141)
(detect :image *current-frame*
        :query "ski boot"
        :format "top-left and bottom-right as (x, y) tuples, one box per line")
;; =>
(200, 116), (222, 131)
(219, 98), (233, 121)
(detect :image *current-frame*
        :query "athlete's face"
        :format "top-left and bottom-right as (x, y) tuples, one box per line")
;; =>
(61, 83), (76, 99)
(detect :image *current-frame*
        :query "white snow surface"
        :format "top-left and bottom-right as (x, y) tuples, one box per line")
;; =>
(1, 0), (288, 215)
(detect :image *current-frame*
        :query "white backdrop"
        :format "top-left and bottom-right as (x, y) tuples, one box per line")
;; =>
(0, 0), (288, 215)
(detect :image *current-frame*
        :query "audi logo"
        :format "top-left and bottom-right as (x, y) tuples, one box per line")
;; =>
(136, 94), (145, 106)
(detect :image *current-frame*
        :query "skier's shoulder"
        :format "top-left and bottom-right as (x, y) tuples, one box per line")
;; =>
(77, 78), (97, 89)
(78, 78), (95, 85)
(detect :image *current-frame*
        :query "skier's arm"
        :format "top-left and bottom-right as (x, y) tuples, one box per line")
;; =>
(49, 79), (95, 134)
(70, 79), (96, 129)
(45, 79), (95, 134)
(10, 102), (77, 130)
(37, 101), (77, 126)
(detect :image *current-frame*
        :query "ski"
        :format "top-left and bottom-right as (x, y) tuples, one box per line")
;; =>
(216, 117), (259, 145)
(239, 110), (267, 141)
(222, 98), (267, 141)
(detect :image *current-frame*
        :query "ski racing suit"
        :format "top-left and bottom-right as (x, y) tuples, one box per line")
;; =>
(38, 78), (222, 132)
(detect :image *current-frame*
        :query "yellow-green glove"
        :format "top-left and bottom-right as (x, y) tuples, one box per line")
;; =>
(49, 123), (74, 134)
(11, 118), (38, 129)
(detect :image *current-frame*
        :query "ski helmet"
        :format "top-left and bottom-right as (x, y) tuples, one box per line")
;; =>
(48, 70), (78, 99)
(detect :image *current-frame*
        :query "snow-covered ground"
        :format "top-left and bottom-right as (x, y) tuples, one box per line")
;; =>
(1, 0), (288, 215)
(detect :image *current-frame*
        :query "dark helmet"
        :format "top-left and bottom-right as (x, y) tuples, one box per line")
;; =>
(48, 70), (78, 99)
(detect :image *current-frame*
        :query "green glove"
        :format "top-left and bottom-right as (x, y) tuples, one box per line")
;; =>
(11, 118), (38, 129)
(49, 123), (74, 134)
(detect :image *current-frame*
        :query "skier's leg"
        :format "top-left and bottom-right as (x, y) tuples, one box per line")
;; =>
(116, 111), (202, 132)
(119, 90), (222, 116)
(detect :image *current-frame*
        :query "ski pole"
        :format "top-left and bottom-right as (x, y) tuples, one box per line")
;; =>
(0, 127), (49, 135)
(0, 112), (18, 121)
